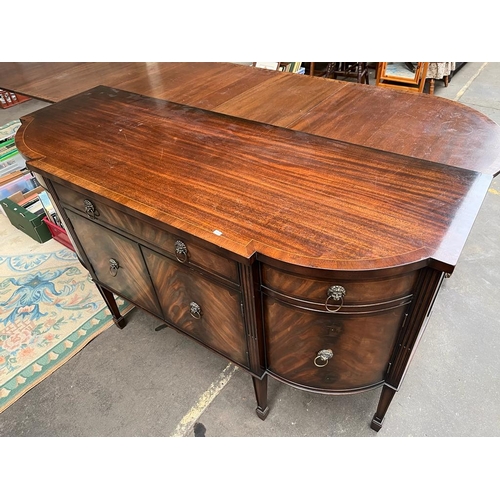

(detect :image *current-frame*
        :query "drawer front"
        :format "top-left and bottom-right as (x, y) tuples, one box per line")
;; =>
(143, 247), (248, 368)
(264, 295), (408, 391)
(261, 265), (417, 308)
(53, 182), (239, 284)
(66, 212), (162, 317)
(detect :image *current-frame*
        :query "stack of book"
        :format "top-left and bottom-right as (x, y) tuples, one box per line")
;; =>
(16, 188), (46, 217)
(282, 62), (303, 73)
(0, 119), (63, 227)
(3, 182), (63, 226)
(0, 120), (70, 244)
(0, 120), (37, 211)
(0, 120), (26, 178)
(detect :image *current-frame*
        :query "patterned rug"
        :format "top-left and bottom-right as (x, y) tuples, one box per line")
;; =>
(0, 214), (132, 413)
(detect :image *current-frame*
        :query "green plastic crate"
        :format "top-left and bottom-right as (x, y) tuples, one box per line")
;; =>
(1, 196), (52, 243)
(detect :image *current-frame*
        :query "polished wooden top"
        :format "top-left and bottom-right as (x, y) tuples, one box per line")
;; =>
(16, 86), (491, 274)
(2, 62), (500, 177)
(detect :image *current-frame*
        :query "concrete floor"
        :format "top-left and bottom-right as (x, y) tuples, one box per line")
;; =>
(1, 62), (499, 438)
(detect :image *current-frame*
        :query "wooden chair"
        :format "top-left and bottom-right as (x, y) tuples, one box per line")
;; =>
(375, 62), (429, 93)
(305, 62), (329, 77)
(324, 62), (370, 84)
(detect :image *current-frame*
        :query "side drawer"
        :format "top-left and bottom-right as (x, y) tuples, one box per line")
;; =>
(143, 247), (249, 368)
(261, 264), (418, 310)
(66, 211), (162, 318)
(264, 295), (408, 391)
(53, 181), (239, 284)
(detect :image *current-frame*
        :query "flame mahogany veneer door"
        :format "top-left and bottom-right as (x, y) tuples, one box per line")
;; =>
(143, 247), (249, 368)
(66, 211), (162, 318)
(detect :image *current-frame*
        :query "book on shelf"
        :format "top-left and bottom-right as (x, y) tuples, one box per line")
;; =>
(0, 120), (21, 142)
(0, 137), (18, 160)
(0, 152), (26, 178)
(18, 190), (41, 206)
(287, 62), (303, 73)
(0, 168), (28, 187)
(23, 197), (46, 217)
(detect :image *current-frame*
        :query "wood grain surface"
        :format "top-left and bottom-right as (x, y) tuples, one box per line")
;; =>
(264, 295), (409, 391)
(66, 211), (162, 317)
(143, 247), (248, 367)
(53, 181), (240, 284)
(11, 64), (497, 426)
(16, 86), (492, 273)
(3, 62), (500, 175)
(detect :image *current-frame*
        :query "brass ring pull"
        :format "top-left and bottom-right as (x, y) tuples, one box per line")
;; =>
(84, 199), (100, 220)
(175, 240), (188, 263)
(325, 285), (346, 312)
(314, 349), (333, 367)
(189, 301), (202, 319)
(109, 258), (120, 277)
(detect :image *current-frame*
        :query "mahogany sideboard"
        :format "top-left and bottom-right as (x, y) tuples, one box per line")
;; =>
(12, 67), (500, 431)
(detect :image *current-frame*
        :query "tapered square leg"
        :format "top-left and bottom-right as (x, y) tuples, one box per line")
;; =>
(96, 283), (126, 329)
(252, 375), (270, 420)
(371, 385), (397, 432)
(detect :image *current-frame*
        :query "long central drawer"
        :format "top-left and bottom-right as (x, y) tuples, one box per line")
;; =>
(53, 181), (240, 284)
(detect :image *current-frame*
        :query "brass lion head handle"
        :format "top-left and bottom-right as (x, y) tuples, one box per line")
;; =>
(314, 349), (333, 367)
(84, 199), (100, 220)
(189, 301), (202, 319)
(325, 285), (346, 312)
(175, 240), (188, 263)
(109, 258), (120, 277)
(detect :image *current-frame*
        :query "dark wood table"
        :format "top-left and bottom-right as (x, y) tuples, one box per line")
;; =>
(7, 62), (500, 431)
(1, 62), (500, 176)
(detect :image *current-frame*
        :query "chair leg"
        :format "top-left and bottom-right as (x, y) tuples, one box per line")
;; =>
(324, 62), (335, 79)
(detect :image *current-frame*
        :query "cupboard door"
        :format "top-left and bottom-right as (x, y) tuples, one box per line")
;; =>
(67, 212), (162, 317)
(143, 247), (248, 368)
(264, 295), (408, 391)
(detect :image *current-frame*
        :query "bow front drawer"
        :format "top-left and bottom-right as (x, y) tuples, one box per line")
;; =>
(261, 265), (418, 312)
(264, 295), (409, 391)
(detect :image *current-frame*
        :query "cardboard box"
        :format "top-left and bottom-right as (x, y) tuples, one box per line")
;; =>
(1, 187), (53, 243)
